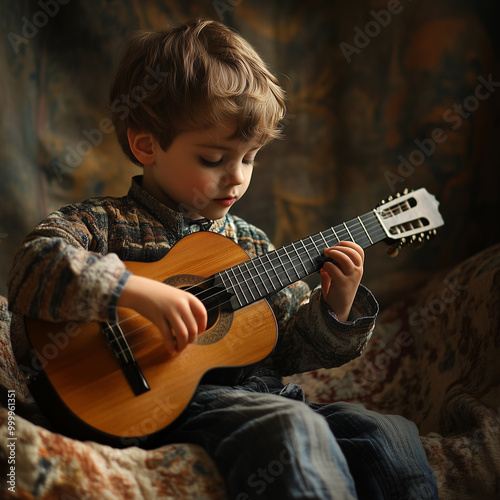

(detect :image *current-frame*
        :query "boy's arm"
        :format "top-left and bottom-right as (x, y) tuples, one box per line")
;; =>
(7, 207), (129, 323)
(8, 205), (207, 354)
(268, 282), (378, 376)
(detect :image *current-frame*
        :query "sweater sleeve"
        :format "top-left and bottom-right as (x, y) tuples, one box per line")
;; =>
(7, 205), (130, 323)
(268, 283), (378, 376)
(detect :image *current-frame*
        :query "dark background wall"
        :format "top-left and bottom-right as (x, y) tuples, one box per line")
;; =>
(1, 0), (499, 306)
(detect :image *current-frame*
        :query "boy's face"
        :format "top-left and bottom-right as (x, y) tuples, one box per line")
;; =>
(141, 119), (261, 220)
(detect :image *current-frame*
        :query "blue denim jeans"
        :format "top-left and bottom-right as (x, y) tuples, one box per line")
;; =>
(165, 377), (438, 500)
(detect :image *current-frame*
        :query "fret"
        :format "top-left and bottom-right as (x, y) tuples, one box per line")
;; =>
(309, 234), (322, 257)
(275, 247), (293, 283)
(233, 265), (255, 306)
(300, 239), (319, 274)
(331, 227), (340, 245)
(346, 217), (371, 248)
(343, 222), (354, 241)
(248, 258), (270, 296)
(291, 241), (308, 274)
(366, 212), (387, 244)
(241, 261), (257, 301)
(319, 231), (330, 249)
(358, 215), (373, 245)
(338, 223), (351, 241)
(360, 212), (386, 247)
(283, 245), (301, 280)
(264, 253), (284, 289)
(309, 234), (325, 269)
(223, 269), (244, 307)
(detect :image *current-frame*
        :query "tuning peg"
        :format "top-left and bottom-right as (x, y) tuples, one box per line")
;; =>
(386, 244), (399, 258)
(414, 237), (424, 249)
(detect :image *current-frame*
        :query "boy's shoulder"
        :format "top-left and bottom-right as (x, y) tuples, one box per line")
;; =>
(54, 193), (133, 215)
(47, 194), (142, 230)
(225, 214), (273, 257)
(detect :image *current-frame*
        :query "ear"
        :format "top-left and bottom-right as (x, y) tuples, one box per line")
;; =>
(127, 129), (156, 166)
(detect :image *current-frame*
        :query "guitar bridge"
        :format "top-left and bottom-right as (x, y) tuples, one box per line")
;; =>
(101, 322), (150, 396)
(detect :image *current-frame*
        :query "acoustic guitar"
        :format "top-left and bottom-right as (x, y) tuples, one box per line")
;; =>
(19, 188), (444, 448)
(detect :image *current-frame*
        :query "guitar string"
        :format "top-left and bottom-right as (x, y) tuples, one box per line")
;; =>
(178, 213), (388, 304)
(147, 215), (385, 311)
(107, 213), (395, 352)
(109, 203), (428, 353)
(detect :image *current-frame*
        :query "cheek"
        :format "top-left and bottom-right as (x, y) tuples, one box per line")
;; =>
(190, 171), (219, 197)
(242, 169), (253, 190)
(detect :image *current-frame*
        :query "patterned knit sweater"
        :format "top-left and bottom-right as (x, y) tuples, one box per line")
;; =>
(8, 176), (378, 377)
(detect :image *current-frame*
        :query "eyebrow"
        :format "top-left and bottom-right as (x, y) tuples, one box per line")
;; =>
(195, 144), (261, 152)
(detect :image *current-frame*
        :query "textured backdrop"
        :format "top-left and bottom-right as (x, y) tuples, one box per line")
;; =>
(1, 0), (499, 305)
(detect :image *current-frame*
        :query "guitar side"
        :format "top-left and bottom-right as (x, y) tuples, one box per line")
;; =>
(22, 232), (278, 448)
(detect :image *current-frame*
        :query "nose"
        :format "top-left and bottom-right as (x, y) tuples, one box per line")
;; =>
(223, 160), (245, 186)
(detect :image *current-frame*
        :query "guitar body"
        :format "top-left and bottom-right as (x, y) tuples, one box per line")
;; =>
(23, 232), (277, 448)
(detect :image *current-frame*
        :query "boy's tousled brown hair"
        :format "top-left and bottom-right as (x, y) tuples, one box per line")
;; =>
(108, 19), (286, 165)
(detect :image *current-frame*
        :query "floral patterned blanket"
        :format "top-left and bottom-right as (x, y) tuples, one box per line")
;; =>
(1, 245), (499, 499)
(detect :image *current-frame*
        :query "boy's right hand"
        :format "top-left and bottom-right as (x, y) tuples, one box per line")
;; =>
(118, 275), (207, 354)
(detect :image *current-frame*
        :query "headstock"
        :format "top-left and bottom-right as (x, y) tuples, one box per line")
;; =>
(374, 188), (444, 257)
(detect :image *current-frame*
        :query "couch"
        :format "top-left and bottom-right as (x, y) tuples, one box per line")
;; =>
(1, 244), (499, 499)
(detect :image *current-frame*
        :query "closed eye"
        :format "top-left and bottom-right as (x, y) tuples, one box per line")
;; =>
(200, 157), (223, 167)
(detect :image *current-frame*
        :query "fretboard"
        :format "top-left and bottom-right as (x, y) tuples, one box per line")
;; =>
(217, 211), (386, 310)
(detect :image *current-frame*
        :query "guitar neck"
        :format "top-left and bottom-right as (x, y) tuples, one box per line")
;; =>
(216, 210), (386, 310)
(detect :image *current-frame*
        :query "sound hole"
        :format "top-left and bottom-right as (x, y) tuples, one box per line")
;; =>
(162, 274), (233, 345)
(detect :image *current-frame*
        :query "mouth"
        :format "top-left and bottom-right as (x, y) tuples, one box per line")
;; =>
(213, 197), (236, 207)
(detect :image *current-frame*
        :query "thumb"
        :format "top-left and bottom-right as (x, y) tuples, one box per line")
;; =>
(320, 268), (331, 299)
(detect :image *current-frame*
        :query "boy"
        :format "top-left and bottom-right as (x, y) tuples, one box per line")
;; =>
(8, 19), (437, 499)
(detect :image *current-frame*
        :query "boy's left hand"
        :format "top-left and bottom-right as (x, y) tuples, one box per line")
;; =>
(320, 241), (364, 322)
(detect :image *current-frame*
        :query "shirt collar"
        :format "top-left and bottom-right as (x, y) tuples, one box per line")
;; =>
(127, 175), (227, 237)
